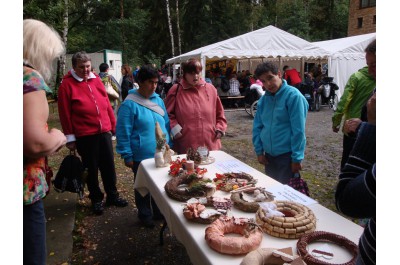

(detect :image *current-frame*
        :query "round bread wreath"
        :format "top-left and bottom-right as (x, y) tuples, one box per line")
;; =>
(164, 174), (215, 202)
(296, 231), (358, 265)
(231, 187), (275, 212)
(182, 197), (232, 224)
(255, 200), (316, 239)
(205, 216), (263, 255)
(183, 202), (221, 224)
(213, 172), (257, 192)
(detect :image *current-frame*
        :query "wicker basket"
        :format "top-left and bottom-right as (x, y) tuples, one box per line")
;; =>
(255, 200), (316, 239)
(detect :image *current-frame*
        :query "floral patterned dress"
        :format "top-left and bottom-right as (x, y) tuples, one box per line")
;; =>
(23, 66), (52, 205)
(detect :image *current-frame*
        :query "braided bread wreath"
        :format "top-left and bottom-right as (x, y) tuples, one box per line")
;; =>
(204, 216), (263, 255)
(296, 231), (358, 265)
(255, 200), (316, 239)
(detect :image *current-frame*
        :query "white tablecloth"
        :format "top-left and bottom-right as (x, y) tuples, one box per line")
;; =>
(134, 151), (363, 265)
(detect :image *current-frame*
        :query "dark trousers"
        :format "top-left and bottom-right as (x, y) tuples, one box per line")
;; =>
(76, 132), (118, 203)
(24, 200), (46, 265)
(132, 162), (162, 221)
(264, 152), (293, 184)
(341, 134), (357, 171)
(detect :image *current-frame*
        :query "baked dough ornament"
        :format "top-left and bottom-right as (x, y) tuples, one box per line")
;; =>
(154, 122), (174, 167)
(205, 216), (263, 255)
(240, 247), (306, 265)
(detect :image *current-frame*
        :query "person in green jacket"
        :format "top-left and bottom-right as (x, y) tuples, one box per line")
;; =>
(332, 39), (376, 170)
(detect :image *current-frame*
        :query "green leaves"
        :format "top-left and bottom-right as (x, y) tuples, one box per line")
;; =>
(24, 0), (349, 68)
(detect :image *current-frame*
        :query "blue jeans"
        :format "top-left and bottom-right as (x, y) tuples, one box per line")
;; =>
(24, 200), (46, 265)
(264, 152), (293, 184)
(132, 162), (162, 221)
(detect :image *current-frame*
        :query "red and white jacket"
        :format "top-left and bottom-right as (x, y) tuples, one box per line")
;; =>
(58, 70), (116, 142)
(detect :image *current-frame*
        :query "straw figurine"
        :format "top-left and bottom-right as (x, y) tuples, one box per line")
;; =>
(155, 122), (174, 167)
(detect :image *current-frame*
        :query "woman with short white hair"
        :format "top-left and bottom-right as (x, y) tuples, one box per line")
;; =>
(23, 19), (67, 265)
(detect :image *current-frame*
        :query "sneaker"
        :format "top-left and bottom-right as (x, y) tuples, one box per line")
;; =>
(106, 196), (128, 207)
(141, 219), (155, 229)
(93, 201), (104, 215)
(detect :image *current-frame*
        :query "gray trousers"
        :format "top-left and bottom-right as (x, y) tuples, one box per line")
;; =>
(264, 152), (293, 184)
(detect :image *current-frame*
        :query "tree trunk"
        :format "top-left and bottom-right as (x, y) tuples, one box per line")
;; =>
(55, 0), (69, 99)
(120, 0), (127, 62)
(165, 0), (175, 57)
(329, 0), (334, 39)
(176, 0), (181, 55)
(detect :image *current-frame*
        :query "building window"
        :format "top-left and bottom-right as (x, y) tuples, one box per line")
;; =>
(373, 15), (376, 24)
(360, 0), (376, 9)
(357, 17), (363, 28)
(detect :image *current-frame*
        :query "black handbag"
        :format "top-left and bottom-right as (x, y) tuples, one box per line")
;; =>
(52, 150), (85, 199)
(288, 173), (310, 197)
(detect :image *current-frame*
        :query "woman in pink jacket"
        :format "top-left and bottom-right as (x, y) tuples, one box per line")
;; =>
(165, 58), (227, 154)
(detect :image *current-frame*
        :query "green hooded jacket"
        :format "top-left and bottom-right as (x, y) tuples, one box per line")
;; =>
(332, 66), (375, 131)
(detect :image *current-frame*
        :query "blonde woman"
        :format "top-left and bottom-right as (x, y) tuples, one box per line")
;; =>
(23, 19), (67, 264)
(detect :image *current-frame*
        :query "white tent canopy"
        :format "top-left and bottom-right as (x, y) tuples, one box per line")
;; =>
(166, 25), (375, 100)
(166, 25), (330, 79)
(166, 25), (330, 63)
(313, 32), (376, 98)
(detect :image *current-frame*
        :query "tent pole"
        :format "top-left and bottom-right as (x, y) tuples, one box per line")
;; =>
(301, 57), (305, 80)
(201, 55), (206, 79)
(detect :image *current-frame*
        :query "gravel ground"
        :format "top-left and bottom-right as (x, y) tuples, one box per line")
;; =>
(48, 105), (344, 265)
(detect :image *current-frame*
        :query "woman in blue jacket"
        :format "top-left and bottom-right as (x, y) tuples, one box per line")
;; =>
(116, 65), (172, 228)
(252, 62), (308, 184)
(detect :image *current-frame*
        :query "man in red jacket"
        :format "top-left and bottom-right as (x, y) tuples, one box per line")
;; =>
(58, 51), (128, 215)
(283, 65), (302, 89)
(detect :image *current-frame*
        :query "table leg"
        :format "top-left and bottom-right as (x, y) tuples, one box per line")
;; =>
(159, 220), (168, 245)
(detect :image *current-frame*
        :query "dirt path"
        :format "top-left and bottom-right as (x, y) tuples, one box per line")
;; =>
(68, 106), (344, 265)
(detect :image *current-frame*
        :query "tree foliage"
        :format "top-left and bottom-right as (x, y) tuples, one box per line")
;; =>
(23, 0), (349, 68)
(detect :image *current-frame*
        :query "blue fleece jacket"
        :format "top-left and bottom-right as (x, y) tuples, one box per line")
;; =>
(252, 79), (308, 162)
(116, 89), (172, 163)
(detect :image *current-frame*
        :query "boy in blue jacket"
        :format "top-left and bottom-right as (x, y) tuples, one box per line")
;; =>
(252, 62), (308, 184)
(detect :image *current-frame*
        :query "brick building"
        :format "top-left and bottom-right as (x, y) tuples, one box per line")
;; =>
(348, 0), (376, 36)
